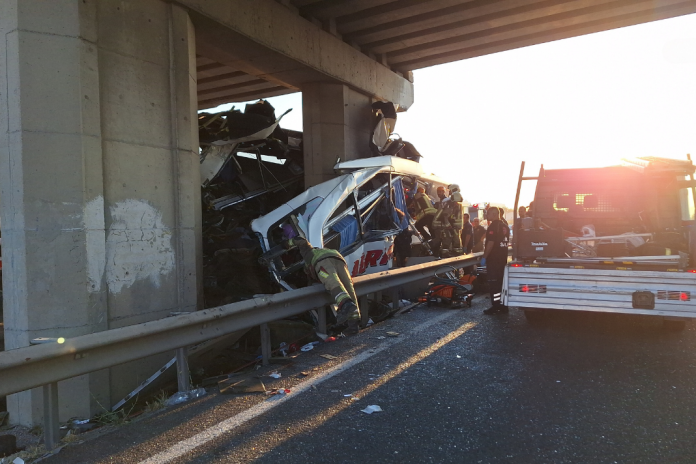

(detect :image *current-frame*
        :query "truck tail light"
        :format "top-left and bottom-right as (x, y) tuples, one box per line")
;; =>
(510, 263), (523, 267)
(519, 284), (546, 293)
(657, 291), (691, 301)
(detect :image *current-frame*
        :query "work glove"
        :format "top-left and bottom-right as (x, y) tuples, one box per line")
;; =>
(480, 257), (487, 267)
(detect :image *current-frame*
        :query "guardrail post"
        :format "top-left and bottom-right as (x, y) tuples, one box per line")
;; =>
(42, 382), (60, 450)
(390, 288), (400, 312)
(260, 323), (271, 366)
(359, 295), (369, 327)
(175, 347), (191, 393)
(317, 306), (327, 335)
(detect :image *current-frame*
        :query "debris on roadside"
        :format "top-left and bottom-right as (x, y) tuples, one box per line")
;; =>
(165, 388), (207, 407)
(300, 342), (317, 352)
(268, 372), (282, 379)
(386, 332), (400, 337)
(320, 354), (338, 360)
(265, 388), (291, 399)
(361, 405), (383, 414)
(69, 419), (96, 435)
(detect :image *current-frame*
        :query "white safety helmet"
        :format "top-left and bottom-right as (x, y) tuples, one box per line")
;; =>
(448, 184), (460, 192)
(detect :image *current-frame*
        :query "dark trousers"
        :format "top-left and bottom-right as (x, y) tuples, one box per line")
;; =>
(487, 256), (506, 307)
(415, 214), (435, 241)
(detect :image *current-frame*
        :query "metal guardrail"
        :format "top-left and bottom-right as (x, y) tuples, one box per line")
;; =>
(0, 252), (480, 448)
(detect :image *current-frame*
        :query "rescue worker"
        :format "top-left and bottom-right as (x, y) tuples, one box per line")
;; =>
(481, 207), (510, 315)
(461, 213), (473, 254)
(281, 225), (361, 333)
(472, 217), (486, 253)
(430, 186), (449, 256)
(447, 184), (465, 256)
(412, 186), (437, 241)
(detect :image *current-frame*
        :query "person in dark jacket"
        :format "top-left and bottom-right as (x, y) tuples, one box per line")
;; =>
(461, 213), (473, 254)
(282, 226), (360, 333)
(472, 217), (486, 253)
(481, 208), (510, 314)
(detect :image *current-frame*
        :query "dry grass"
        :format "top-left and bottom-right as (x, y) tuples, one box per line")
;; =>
(145, 391), (170, 413)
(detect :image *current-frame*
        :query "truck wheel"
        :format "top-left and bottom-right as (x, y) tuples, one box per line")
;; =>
(524, 309), (545, 324)
(663, 320), (686, 332)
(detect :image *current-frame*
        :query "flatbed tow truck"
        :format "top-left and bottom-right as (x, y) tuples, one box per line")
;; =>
(503, 156), (696, 331)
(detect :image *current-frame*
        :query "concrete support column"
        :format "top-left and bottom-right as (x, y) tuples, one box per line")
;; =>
(302, 83), (373, 187)
(0, 0), (200, 425)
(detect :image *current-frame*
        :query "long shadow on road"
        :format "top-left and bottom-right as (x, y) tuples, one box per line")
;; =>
(43, 306), (696, 464)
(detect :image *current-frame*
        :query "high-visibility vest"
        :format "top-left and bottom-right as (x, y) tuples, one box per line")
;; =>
(413, 193), (436, 220)
(449, 201), (464, 229)
(432, 201), (449, 228)
(288, 238), (346, 280)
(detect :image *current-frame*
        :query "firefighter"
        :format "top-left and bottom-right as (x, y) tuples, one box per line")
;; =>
(430, 186), (449, 256)
(412, 186), (437, 241)
(447, 184), (465, 256)
(281, 225), (361, 333)
(481, 207), (510, 315)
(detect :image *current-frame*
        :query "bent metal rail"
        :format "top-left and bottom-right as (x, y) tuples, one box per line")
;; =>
(0, 253), (480, 399)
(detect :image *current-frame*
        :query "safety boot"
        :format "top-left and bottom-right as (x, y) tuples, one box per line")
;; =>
(336, 300), (359, 325)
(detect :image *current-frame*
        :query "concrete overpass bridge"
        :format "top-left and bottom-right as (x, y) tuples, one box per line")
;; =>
(1, 0), (694, 426)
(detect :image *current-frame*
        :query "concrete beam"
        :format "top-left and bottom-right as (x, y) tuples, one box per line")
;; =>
(298, 0), (394, 22)
(360, 0), (590, 53)
(176, 0), (414, 109)
(387, 0), (689, 64)
(302, 83), (373, 187)
(1, 0), (202, 425)
(392, 0), (696, 71)
(340, 0), (497, 38)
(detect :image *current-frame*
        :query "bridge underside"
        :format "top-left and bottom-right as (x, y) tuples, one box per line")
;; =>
(192, 0), (696, 107)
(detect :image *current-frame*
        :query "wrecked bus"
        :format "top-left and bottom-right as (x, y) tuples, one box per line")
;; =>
(504, 157), (696, 330)
(251, 156), (448, 291)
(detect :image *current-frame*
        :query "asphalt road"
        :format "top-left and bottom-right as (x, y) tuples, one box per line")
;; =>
(42, 298), (696, 464)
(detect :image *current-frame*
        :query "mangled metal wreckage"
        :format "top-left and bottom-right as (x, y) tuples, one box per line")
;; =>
(251, 156), (443, 291)
(199, 100), (447, 312)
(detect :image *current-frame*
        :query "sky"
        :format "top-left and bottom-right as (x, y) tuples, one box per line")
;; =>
(206, 12), (696, 208)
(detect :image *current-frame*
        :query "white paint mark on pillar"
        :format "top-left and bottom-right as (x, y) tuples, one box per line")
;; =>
(105, 199), (175, 294)
(84, 196), (106, 293)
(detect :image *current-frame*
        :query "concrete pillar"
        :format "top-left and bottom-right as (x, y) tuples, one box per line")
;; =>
(302, 83), (373, 187)
(0, 0), (201, 425)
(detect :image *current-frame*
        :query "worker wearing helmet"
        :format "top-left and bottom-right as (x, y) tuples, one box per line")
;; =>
(281, 225), (361, 334)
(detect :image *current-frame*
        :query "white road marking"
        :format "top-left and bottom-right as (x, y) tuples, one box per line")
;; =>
(139, 309), (464, 464)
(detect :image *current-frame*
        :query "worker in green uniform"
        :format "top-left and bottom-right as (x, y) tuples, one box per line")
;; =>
(412, 186), (437, 241)
(430, 186), (449, 256)
(281, 225), (361, 334)
(447, 184), (465, 256)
